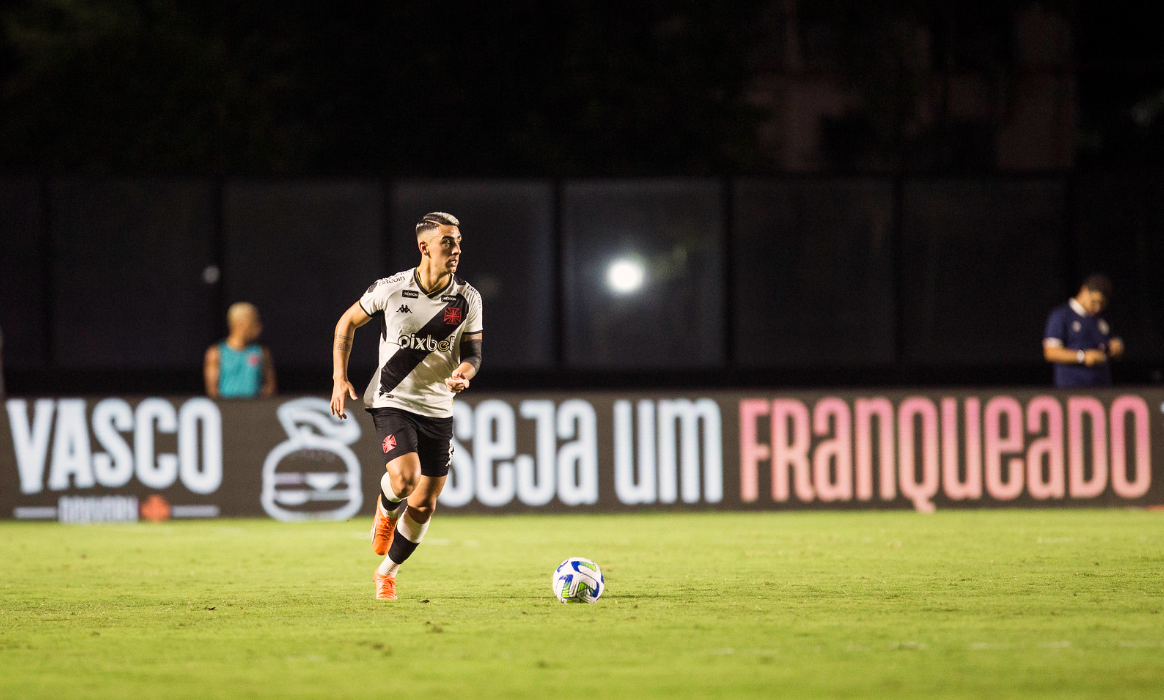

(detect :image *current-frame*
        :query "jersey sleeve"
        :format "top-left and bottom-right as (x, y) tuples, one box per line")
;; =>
(465, 290), (483, 333)
(359, 279), (392, 316)
(1043, 308), (1066, 346)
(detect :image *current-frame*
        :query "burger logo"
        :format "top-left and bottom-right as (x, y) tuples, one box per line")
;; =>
(261, 398), (363, 522)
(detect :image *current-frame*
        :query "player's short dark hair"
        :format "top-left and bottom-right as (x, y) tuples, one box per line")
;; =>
(1082, 273), (1113, 298)
(415, 212), (460, 237)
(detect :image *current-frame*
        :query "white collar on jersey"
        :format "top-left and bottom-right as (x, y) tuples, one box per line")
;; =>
(1068, 298), (1089, 317)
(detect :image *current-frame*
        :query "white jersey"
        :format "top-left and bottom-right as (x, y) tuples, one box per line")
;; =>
(358, 269), (483, 418)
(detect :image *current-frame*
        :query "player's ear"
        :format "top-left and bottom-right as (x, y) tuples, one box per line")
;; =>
(418, 238), (428, 257)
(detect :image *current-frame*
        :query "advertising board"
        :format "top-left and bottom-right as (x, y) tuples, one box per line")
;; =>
(2, 390), (1159, 521)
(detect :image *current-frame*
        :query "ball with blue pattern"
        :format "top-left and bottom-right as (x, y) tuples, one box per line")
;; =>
(552, 557), (605, 603)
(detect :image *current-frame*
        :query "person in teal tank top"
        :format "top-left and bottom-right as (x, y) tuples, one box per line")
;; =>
(203, 302), (277, 399)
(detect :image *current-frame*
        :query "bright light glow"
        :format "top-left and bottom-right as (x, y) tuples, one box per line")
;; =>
(607, 258), (645, 294)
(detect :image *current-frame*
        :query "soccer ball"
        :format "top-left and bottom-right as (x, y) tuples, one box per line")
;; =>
(552, 557), (605, 603)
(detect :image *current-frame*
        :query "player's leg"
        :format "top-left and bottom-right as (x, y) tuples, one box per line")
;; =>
(371, 452), (419, 553)
(370, 410), (421, 556)
(382, 450), (422, 513)
(373, 413), (453, 600)
(376, 474), (445, 577)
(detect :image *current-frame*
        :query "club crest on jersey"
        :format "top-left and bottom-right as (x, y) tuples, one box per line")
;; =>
(443, 307), (463, 325)
(382, 434), (397, 453)
(398, 333), (452, 352)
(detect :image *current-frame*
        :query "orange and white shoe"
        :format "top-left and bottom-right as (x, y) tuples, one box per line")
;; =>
(370, 496), (398, 556)
(374, 571), (397, 600)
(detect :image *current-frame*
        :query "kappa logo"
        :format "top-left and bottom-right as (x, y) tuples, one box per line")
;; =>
(402, 290), (419, 299)
(443, 307), (463, 325)
(382, 434), (397, 453)
(397, 305), (412, 313)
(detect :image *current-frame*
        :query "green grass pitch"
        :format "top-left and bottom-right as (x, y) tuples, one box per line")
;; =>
(2, 510), (1163, 699)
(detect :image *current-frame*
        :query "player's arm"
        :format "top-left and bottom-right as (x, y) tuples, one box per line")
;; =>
(260, 347), (277, 398)
(203, 345), (220, 398)
(1043, 342), (1106, 366)
(446, 332), (481, 394)
(331, 301), (373, 418)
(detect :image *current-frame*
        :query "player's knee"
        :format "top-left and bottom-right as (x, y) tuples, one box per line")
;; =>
(408, 501), (436, 524)
(396, 473), (419, 497)
(383, 469), (417, 498)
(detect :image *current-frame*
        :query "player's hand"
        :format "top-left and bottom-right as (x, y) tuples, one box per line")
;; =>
(331, 378), (358, 418)
(1083, 349), (1108, 366)
(445, 369), (470, 393)
(1108, 338), (1125, 359)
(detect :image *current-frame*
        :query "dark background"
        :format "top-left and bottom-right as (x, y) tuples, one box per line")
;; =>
(1, 1), (1163, 393)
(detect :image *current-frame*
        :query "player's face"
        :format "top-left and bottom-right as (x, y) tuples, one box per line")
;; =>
(230, 310), (262, 342)
(422, 225), (462, 274)
(1083, 289), (1106, 315)
(243, 312), (263, 342)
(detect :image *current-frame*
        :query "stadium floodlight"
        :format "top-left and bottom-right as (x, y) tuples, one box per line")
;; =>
(607, 258), (645, 294)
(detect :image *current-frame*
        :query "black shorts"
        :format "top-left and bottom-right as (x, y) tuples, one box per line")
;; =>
(368, 407), (454, 478)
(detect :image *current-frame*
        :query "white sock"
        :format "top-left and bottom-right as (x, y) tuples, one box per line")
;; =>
(377, 498), (406, 519)
(398, 508), (430, 543)
(375, 509), (430, 577)
(376, 556), (400, 577)
(379, 473), (405, 517)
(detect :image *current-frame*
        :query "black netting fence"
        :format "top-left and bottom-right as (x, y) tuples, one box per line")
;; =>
(1, 176), (1161, 383)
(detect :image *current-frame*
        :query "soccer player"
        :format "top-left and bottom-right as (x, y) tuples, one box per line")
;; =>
(204, 302), (277, 399)
(1043, 274), (1124, 387)
(330, 212), (483, 600)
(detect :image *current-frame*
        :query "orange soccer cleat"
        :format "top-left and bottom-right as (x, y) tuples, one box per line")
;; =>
(374, 571), (397, 600)
(370, 496), (398, 556)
